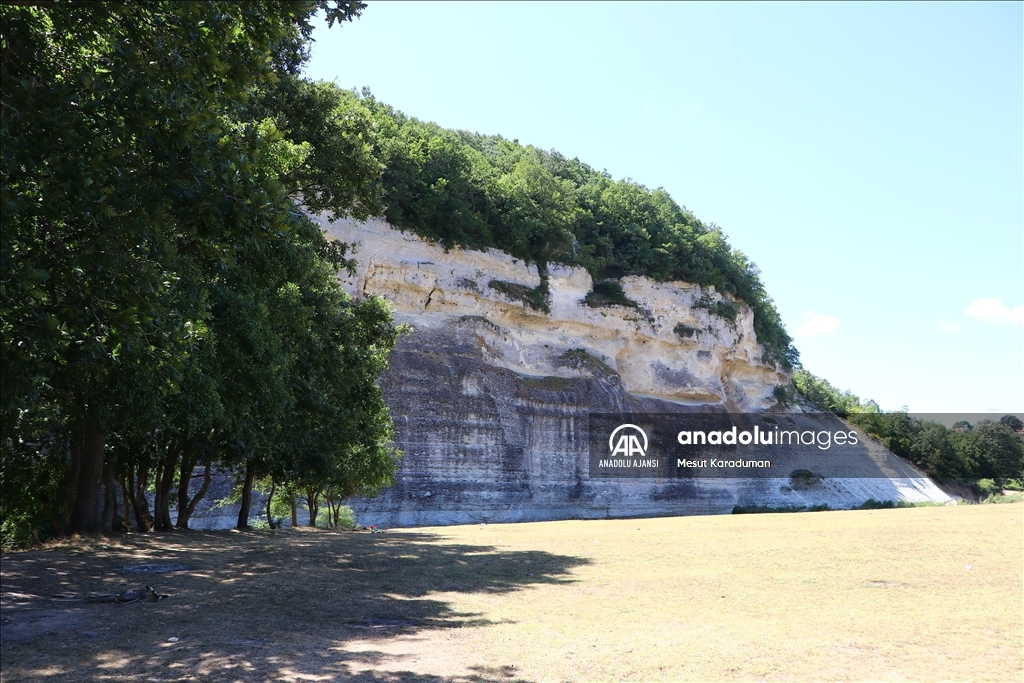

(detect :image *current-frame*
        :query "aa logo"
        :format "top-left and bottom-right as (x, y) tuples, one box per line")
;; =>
(609, 424), (648, 458)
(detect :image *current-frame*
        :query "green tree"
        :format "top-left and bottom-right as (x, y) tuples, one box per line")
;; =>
(910, 421), (965, 479)
(234, 219), (403, 529)
(969, 420), (1024, 481)
(793, 369), (876, 416)
(999, 415), (1023, 432)
(1, 1), (399, 539)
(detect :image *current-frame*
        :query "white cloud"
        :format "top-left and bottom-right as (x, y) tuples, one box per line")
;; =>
(794, 311), (840, 338)
(937, 321), (959, 332)
(963, 298), (1024, 324)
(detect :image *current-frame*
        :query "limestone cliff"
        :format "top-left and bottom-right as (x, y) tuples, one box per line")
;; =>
(312, 215), (951, 526)
(325, 216), (786, 410)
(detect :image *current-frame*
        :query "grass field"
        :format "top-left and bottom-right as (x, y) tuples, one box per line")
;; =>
(1, 504), (1021, 682)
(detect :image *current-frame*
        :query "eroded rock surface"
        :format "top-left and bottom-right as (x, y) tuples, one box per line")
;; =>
(312, 215), (951, 526)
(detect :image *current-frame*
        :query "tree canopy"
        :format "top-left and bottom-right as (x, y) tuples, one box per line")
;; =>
(794, 370), (1024, 486)
(359, 99), (798, 368)
(1, 1), (403, 544)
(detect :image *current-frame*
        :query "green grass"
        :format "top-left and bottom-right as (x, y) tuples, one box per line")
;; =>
(983, 492), (1024, 504)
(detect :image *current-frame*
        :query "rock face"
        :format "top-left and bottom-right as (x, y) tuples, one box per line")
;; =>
(311, 215), (951, 527)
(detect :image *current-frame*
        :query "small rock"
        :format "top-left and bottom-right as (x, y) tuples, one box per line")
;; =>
(167, 637), (179, 643)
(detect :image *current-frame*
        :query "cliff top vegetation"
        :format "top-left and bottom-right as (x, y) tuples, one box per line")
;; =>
(336, 92), (798, 368)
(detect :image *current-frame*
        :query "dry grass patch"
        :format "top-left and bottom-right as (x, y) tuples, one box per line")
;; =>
(1, 504), (1021, 682)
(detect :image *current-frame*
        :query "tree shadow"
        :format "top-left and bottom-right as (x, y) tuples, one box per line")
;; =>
(1, 529), (587, 681)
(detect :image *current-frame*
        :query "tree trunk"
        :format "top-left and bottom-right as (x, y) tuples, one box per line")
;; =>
(101, 447), (119, 533)
(123, 471), (139, 531)
(174, 451), (198, 529)
(152, 446), (178, 531)
(236, 460), (255, 530)
(64, 418), (83, 527)
(123, 464), (152, 532)
(119, 476), (135, 531)
(135, 466), (152, 530)
(324, 486), (335, 528)
(305, 487), (319, 527)
(178, 461), (212, 529)
(290, 497), (297, 528)
(265, 479), (276, 529)
(68, 414), (105, 534)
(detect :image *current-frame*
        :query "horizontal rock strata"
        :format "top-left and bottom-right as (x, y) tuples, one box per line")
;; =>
(307, 215), (950, 527)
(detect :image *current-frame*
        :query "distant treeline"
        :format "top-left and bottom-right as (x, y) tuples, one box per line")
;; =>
(348, 94), (797, 368)
(793, 370), (1024, 488)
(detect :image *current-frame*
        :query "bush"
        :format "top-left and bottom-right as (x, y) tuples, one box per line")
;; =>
(317, 505), (357, 530)
(693, 293), (739, 324)
(974, 479), (1001, 498)
(583, 280), (638, 309)
(789, 469), (822, 490)
(793, 369), (878, 417)
(982, 492), (1024, 504)
(773, 384), (794, 406)
(673, 323), (698, 339)
(489, 279), (551, 312)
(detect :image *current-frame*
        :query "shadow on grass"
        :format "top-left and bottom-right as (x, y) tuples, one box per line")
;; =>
(1, 529), (587, 681)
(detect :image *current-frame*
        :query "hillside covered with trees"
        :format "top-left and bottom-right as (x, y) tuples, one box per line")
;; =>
(793, 370), (1024, 492)
(252, 79), (800, 367)
(363, 98), (799, 368)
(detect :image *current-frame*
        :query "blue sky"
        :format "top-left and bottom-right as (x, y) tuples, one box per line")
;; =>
(303, 1), (1023, 413)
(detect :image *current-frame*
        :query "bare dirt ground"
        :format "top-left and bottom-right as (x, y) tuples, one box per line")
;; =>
(2, 504), (1021, 682)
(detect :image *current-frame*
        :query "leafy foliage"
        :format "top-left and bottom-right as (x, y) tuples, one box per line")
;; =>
(673, 323), (698, 339)
(792, 369), (880, 417)
(582, 280), (639, 309)
(359, 97), (798, 368)
(1, 1), (402, 543)
(693, 292), (740, 324)
(488, 279), (551, 313)
(794, 370), (1024, 485)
